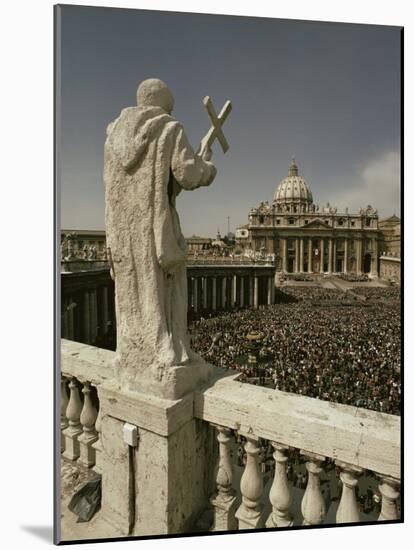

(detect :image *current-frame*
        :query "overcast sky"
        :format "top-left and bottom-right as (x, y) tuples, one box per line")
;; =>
(58, 5), (401, 237)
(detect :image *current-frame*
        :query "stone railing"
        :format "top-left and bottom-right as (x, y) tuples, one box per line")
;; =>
(60, 340), (115, 472)
(60, 340), (401, 536)
(195, 374), (401, 529)
(187, 257), (275, 266)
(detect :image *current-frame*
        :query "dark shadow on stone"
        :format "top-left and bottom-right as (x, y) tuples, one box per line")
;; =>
(21, 525), (53, 543)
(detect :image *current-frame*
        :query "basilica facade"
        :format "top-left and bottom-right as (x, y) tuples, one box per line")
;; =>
(236, 159), (380, 276)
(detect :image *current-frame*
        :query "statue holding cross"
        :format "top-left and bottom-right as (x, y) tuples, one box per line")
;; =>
(104, 78), (232, 397)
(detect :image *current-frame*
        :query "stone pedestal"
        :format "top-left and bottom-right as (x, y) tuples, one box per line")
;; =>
(98, 375), (218, 536)
(210, 494), (238, 531)
(62, 425), (82, 461)
(78, 431), (98, 468)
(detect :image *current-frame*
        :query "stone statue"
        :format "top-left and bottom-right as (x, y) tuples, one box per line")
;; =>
(61, 236), (68, 260)
(104, 78), (231, 396)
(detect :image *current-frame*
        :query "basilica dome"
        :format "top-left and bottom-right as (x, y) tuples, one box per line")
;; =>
(273, 158), (313, 206)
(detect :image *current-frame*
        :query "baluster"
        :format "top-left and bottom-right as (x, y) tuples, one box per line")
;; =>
(78, 381), (99, 467)
(235, 434), (264, 529)
(266, 443), (293, 528)
(378, 476), (400, 521)
(301, 451), (326, 525)
(60, 377), (69, 452)
(335, 461), (363, 523)
(92, 398), (103, 474)
(62, 377), (83, 461)
(210, 425), (237, 531)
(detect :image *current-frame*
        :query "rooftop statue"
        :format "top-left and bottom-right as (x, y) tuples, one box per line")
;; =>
(104, 78), (231, 397)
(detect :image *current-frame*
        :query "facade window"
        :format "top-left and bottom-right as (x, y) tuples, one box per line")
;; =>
(325, 220), (329, 225)
(338, 219), (344, 226)
(259, 215), (264, 224)
(288, 218), (295, 225)
(304, 220), (308, 224)
(365, 218), (371, 227)
(276, 219), (280, 225)
(351, 221), (355, 227)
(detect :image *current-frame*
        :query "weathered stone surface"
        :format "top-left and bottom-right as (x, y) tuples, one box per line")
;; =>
(100, 415), (131, 534)
(99, 379), (194, 437)
(104, 78), (217, 398)
(61, 339), (115, 385)
(98, 382), (216, 536)
(194, 374), (400, 479)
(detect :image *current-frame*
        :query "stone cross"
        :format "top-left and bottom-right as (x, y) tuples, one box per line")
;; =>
(198, 96), (232, 155)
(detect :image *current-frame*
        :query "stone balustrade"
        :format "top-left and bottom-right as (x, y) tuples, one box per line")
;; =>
(195, 373), (401, 529)
(60, 340), (115, 471)
(60, 340), (401, 537)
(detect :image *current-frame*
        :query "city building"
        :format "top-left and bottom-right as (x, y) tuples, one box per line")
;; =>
(237, 158), (380, 276)
(378, 215), (401, 284)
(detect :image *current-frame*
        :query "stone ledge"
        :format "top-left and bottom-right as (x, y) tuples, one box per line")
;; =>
(61, 339), (116, 385)
(99, 381), (195, 437)
(194, 375), (400, 479)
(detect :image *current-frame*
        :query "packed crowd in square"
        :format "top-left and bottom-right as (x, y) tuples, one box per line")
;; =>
(189, 286), (401, 415)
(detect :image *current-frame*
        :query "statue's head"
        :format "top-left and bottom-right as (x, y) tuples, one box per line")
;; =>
(137, 78), (174, 114)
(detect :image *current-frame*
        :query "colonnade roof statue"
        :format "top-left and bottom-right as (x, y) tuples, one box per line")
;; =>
(273, 157), (313, 206)
(103, 78), (232, 399)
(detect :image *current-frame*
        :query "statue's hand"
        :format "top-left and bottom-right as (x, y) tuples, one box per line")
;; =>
(202, 146), (212, 162)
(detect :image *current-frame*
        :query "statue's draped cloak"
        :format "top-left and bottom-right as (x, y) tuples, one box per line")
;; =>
(104, 105), (215, 387)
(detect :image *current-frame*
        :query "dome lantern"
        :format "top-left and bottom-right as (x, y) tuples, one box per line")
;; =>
(288, 156), (298, 176)
(273, 158), (313, 207)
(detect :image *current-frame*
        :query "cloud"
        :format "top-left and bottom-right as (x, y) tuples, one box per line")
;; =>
(329, 151), (400, 218)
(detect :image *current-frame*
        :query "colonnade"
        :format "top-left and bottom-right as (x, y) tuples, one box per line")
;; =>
(279, 236), (378, 276)
(187, 273), (275, 312)
(61, 284), (114, 344)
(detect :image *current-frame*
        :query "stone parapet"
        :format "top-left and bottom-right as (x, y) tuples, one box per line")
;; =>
(194, 374), (400, 479)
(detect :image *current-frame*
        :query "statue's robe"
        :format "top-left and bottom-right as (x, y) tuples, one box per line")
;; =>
(104, 105), (216, 390)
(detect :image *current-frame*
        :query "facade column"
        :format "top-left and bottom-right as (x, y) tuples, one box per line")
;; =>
(333, 239), (337, 273)
(344, 239), (348, 273)
(267, 276), (273, 305)
(222, 277), (227, 309)
(232, 275), (237, 308)
(319, 239), (324, 274)
(102, 286), (109, 335)
(294, 239), (299, 273)
(202, 277), (208, 310)
(249, 276), (254, 307)
(299, 239), (304, 272)
(328, 238), (333, 274)
(187, 277), (192, 310)
(61, 300), (68, 339)
(253, 276), (259, 309)
(371, 238), (378, 277)
(356, 240), (362, 274)
(212, 277), (217, 311)
(307, 239), (313, 273)
(68, 299), (74, 340)
(240, 277), (244, 308)
(282, 239), (288, 272)
(83, 291), (91, 344)
(90, 289), (98, 344)
(192, 278), (198, 313)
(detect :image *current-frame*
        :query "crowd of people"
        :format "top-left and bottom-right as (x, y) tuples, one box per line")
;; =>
(280, 286), (362, 303)
(338, 273), (369, 282)
(351, 286), (401, 302)
(189, 286), (401, 415)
